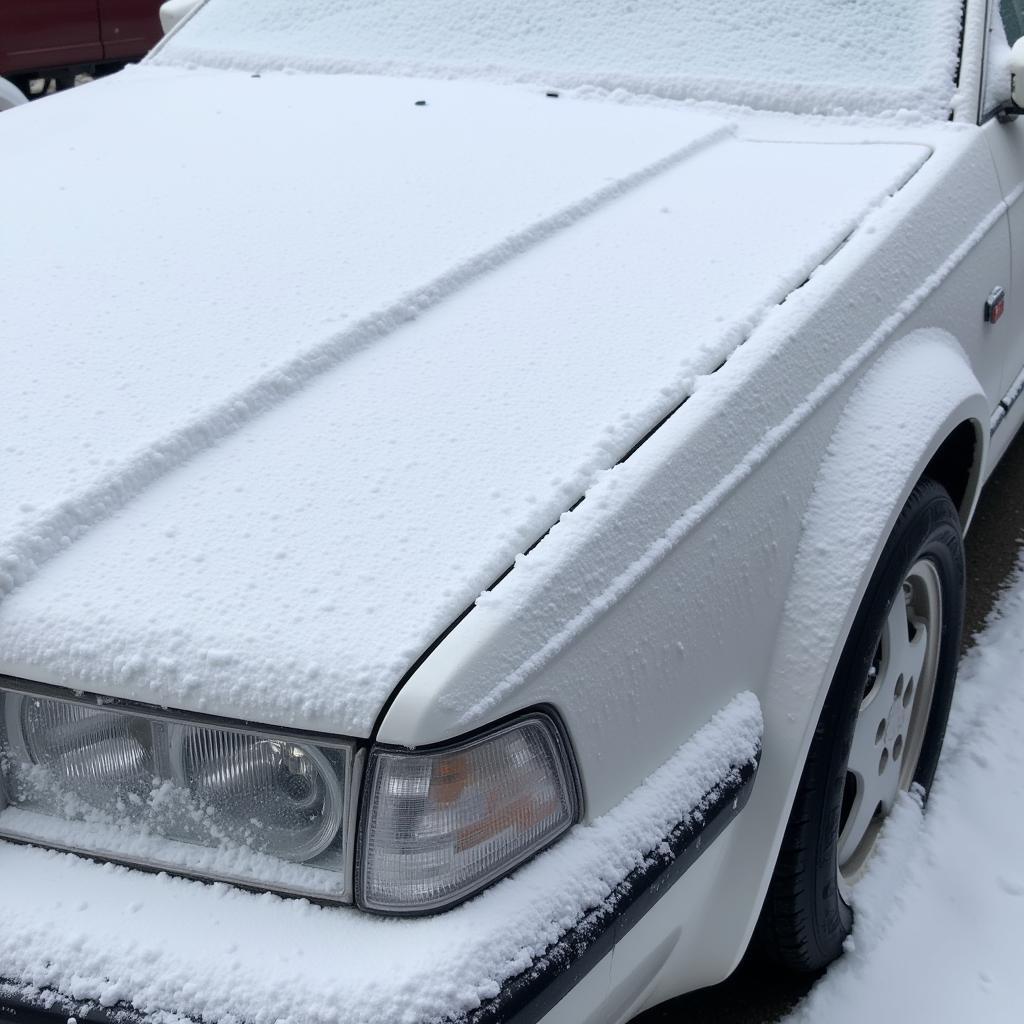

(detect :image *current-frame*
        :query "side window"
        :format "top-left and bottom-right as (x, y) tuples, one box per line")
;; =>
(1003, 0), (1024, 45)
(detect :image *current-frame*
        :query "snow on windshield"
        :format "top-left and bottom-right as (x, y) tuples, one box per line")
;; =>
(160, 0), (964, 118)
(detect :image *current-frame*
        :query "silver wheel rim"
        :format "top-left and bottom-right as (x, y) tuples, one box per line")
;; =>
(837, 558), (942, 895)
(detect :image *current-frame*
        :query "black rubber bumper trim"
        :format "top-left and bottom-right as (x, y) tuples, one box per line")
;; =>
(0, 986), (129, 1024)
(0, 750), (759, 1024)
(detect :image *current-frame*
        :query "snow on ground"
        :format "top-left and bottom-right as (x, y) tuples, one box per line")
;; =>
(783, 554), (1024, 1024)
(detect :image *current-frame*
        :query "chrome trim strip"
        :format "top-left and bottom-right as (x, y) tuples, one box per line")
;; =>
(1003, 363), (1024, 413)
(991, 363), (1024, 435)
(991, 403), (1008, 434)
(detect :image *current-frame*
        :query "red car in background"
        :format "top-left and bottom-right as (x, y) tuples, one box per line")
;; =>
(1, 1), (163, 96)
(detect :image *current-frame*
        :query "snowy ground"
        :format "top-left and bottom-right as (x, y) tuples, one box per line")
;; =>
(780, 555), (1024, 1023)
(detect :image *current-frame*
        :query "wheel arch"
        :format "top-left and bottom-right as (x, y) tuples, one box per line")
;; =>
(771, 327), (986, 741)
(729, 328), (988, 956)
(922, 416), (985, 529)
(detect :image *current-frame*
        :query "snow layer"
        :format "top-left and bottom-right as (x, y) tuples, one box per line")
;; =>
(0, 694), (762, 1024)
(783, 557), (1024, 1023)
(0, 66), (927, 735)
(158, 0), (965, 120)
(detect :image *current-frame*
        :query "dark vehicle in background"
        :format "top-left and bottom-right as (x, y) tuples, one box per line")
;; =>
(0, 0), (162, 98)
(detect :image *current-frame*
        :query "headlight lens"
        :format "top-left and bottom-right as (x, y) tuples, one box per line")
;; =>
(21, 697), (154, 797)
(358, 713), (579, 913)
(0, 682), (579, 913)
(0, 683), (354, 901)
(171, 727), (344, 861)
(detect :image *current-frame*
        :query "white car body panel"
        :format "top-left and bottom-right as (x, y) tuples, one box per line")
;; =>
(2, 1), (1024, 1022)
(0, 76), (25, 111)
(380, 127), (1006, 785)
(0, 68), (929, 738)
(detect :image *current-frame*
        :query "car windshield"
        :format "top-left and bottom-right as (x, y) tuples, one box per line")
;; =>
(160, 0), (964, 119)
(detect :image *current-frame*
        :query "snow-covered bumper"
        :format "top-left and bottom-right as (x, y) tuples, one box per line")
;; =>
(0, 696), (761, 1024)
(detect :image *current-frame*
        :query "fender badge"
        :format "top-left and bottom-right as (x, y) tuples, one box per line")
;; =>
(985, 286), (1006, 325)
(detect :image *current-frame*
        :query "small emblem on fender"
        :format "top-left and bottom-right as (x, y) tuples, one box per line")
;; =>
(985, 286), (1006, 325)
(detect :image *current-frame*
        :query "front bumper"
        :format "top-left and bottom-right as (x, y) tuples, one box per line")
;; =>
(0, 701), (761, 1024)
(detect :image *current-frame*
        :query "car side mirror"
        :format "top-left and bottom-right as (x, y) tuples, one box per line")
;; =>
(160, 0), (203, 35)
(994, 37), (1024, 122)
(1011, 38), (1024, 109)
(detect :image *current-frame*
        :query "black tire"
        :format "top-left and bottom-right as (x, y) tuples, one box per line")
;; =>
(754, 477), (965, 972)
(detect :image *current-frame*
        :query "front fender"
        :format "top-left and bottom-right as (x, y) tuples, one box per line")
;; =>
(731, 327), (988, 951)
(773, 328), (986, 724)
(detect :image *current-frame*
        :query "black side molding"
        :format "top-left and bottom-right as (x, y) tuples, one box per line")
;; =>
(0, 751), (759, 1024)
(0, 985), (125, 1024)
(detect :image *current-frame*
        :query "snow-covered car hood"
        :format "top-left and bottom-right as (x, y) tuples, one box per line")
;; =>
(0, 64), (929, 736)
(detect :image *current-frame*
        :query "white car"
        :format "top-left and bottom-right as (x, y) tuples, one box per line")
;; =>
(2, 2), (1024, 1022)
(0, 76), (26, 112)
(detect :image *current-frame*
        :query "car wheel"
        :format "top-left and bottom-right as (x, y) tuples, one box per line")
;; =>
(755, 476), (965, 972)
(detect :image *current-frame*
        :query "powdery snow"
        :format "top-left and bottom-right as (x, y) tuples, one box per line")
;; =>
(446, 207), (1004, 729)
(157, 0), (964, 120)
(0, 694), (761, 1024)
(782, 555), (1024, 1024)
(0, 65), (927, 736)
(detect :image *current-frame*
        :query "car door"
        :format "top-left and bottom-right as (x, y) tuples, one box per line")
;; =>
(0, 1), (103, 78)
(983, 0), (1024, 400)
(98, 0), (163, 62)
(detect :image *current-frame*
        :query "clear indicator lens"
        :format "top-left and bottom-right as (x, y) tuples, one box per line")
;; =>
(359, 715), (578, 913)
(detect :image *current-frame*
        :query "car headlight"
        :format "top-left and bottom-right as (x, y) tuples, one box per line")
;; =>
(357, 713), (580, 913)
(0, 682), (355, 901)
(0, 680), (580, 913)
